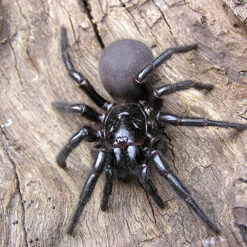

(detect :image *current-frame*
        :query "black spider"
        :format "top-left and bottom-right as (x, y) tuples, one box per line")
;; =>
(53, 27), (246, 235)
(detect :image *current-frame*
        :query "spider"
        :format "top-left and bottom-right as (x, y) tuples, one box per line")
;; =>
(53, 27), (247, 235)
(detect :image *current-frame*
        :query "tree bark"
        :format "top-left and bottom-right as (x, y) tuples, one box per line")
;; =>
(0, 0), (247, 246)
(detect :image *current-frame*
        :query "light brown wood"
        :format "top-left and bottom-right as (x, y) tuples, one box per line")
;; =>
(0, 0), (247, 246)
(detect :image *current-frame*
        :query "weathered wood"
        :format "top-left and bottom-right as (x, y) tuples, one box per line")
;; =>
(0, 0), (247, 246)
(224, 0), (247, 26)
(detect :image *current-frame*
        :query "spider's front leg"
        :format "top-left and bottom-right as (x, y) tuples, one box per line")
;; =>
(101, 164), (114, 211)
(138, 163), (165, 209)
(146, 149), (220, 234)
(67, 149), (110, 234)
(61, 27), (111, 110)
(56, 127), (101, 168)
(157, 112), (247, 130)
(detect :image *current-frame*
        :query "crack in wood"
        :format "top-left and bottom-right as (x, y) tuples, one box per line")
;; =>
(0, 129), (28, 247)
(81, 0), (105, 49)
(144, 190), (158, 225)
(152, 0), (178, 45)
(8, 39), (25, 91)
(120, 1), (144, 38)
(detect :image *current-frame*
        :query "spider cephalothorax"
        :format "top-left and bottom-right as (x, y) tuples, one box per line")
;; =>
(104, 104), (147, 147)
(53, 27), (246, 235)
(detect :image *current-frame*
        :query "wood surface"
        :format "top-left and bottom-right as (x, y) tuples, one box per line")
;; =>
(0, 0), (247, 246)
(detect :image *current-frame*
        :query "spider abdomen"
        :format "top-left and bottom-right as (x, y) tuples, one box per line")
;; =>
(99, 40), (154, 103)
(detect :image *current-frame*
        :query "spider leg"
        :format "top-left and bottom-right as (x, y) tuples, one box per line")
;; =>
(52, 102), (103, 123)
(147, 149), (220, 234)
(56, 127), (101, 168)
(157, 112), (247, 130)
(153, 80), (213, 97)
(101, 164), (114, 211)
(135, 44), (198, 83)
(61, 27), (112, 110)
(138, 163), (165, 209)
(67, 149), (109, 235)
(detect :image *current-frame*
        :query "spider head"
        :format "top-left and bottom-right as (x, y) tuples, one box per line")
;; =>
(104, 104), (147, 147)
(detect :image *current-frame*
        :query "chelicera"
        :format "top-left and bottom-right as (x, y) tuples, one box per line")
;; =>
(53, 27), (246, 235)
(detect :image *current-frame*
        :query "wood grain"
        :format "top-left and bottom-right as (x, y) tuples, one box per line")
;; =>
(0, 0), (247, 246)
